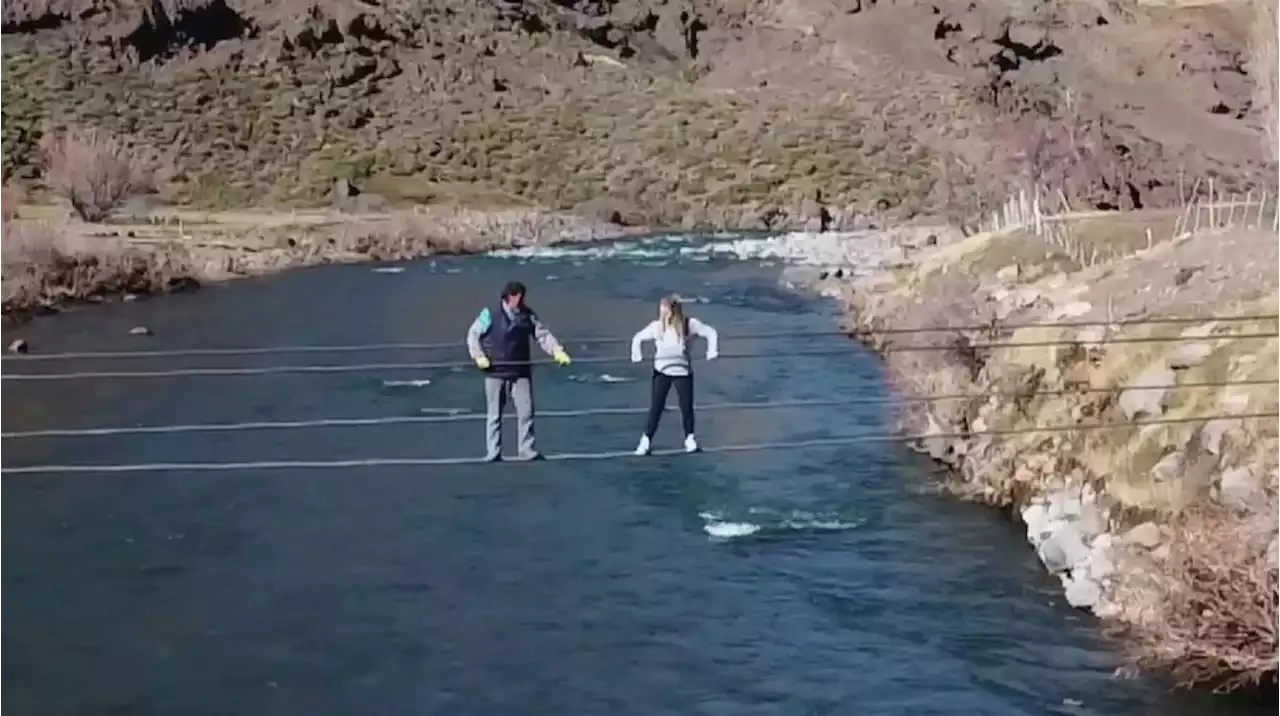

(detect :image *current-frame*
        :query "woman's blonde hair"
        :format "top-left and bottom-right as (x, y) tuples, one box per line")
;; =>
(660, 295), (688, 341)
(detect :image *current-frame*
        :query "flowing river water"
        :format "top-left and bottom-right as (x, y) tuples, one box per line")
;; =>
(1, 236), (1268, 715)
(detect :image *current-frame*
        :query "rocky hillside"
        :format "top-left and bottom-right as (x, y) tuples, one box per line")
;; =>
(2, 0), (1275, 228)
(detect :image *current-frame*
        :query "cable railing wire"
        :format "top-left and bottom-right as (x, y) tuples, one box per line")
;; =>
(4, 411), (1272, 475)
(0, 397), (869, 439)
(4, 379), (1275, 440)
(3, 313), (1276, 362)
(0, 330), (855, 361)
(4, 332), (1275, 382)
(0, 347), (852, 381)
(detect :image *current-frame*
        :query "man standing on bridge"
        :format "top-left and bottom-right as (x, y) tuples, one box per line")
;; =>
(466, 281), (572, 461)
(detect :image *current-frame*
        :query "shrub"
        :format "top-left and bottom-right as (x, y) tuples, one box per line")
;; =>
(2, 182), (23, 221)
(1, 221), (195, 314)
(1110, 490), (1279, 692)
(39, 128), (146, 222)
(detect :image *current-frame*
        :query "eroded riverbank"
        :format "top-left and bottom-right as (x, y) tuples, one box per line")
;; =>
(1, 205), (634, 323)
(811, 218), (1279, 691)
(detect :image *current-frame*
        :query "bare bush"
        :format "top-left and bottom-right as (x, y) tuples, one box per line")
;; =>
(934, 156), (990, 236)
(1248, 0), (1278, 164)
(1005, 89), (1100, 218)
(1110, 490), (1279, 692)
(39, 128), (147, 222)
(1, 221), (196, 314)
(1015, 93), (1094, 195)
(2, 183), (24, 221)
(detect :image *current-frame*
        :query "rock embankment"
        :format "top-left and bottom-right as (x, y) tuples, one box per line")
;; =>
(825, 217), (1278, 690)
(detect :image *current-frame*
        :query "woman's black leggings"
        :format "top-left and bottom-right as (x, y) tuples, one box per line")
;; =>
(644, 370), (694, 438)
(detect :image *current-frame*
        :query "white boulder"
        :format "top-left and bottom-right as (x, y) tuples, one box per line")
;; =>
(1119, 363), (1176, 420)
(1123, 521), (1163, 549)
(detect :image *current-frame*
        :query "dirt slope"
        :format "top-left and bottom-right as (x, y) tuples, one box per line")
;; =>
(1, 0), (1275, 227)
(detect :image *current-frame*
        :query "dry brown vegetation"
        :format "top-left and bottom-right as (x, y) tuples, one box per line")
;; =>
(1, 221), (198, 315)
(0, 206), (620, 317)
(848, 268), (987, 435)
(1111, 488), (1278, 692)
(38, 128), (148, 222)
(2, 183), (24, 220)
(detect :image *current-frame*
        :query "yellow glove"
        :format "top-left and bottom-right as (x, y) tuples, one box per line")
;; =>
(475, 355), (491, 370)
(553, 349), (572, 366)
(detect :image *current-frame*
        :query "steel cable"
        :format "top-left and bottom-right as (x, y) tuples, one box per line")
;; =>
(4, 332), (1275, 381)
(3, 379), (1275, 440)
(3, 313), (1275, 362)
(4, 412), (1273, 475)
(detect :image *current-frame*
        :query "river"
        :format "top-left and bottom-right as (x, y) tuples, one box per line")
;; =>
(1, 236), (1266, 715)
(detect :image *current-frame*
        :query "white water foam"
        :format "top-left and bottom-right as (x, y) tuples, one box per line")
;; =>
(599, 373), (634, 383)
(702, 518), (762, 539)
(569, 373), (636, 384)
(699, 509), (863, 540)
(372, 266), (406, 274)
(488, 230), (911, 277)
(382, 379), (432, 388)
(491, 244), (684, 261)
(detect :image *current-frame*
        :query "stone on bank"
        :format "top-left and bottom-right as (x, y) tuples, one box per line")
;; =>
(1021, 485), (1115, 611)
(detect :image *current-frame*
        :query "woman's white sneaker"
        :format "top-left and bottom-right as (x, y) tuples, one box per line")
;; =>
(684, 434), (700, 453)
(635, 435), (652, 456)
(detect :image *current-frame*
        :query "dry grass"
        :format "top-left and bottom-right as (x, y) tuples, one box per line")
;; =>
(296, 89), (933, 227)
(1248, 0), (1278, 163)
(1, 221), (197, 315)
(847, 267), (988, 433)
(1110, 484), (1278, 692)
(39, 128), (147, 222)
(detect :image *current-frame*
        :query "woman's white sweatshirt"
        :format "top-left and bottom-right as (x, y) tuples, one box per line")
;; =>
(630, 318), (719, 376)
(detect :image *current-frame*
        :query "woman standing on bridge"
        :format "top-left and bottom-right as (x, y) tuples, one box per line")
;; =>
(630, 295), (719, 455)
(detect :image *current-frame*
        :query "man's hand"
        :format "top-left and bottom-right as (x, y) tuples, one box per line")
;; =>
(553, 349), (572, 366)
(631, 353), (643, 363)
(706, 349), (718, 361)
(475, 355), (491, 370)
